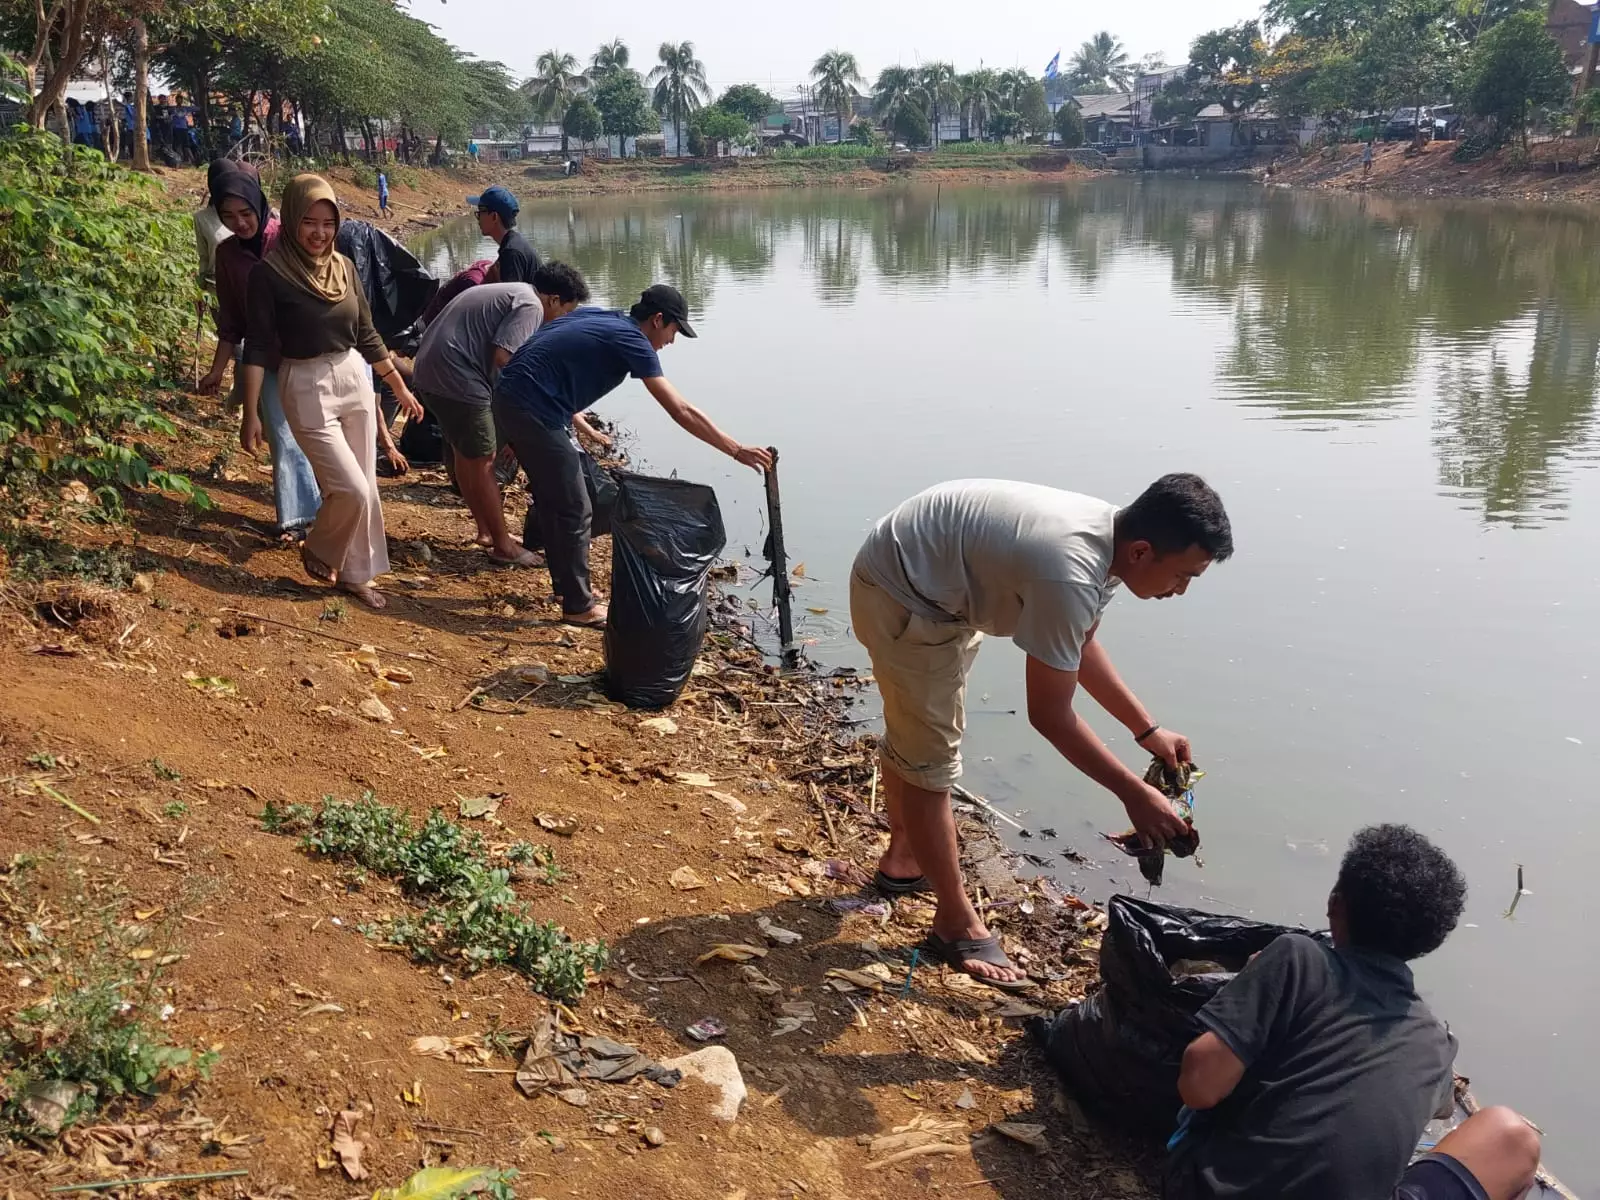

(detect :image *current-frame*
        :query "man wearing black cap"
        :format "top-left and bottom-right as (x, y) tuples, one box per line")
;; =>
(493, 284), (773, 627)
(468, 185), (539, 285)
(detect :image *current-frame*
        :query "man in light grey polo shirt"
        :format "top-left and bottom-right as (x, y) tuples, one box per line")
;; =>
(412, 262), (589, 565)
(850, 474), (1234, 989)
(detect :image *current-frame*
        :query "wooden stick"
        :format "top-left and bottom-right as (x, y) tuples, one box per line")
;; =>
(951, 783), (1023, 831)
(761, 448), (795, 655)
(37, 782), (99, 825)
(869, 763), (879, 814)
(48, 1169), (249, 1193)
(454, 685), (486, 712)
(809, 781), (838, 847)
(412, 1120), (488, 1137)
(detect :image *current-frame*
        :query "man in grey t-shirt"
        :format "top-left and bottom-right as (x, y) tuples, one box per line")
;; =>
(850, 474), (1233, 989)
(412, 263), (588, 565)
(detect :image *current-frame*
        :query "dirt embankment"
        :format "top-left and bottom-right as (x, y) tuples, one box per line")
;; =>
(1264, 136), (1600, 202)
(0, 395), (1144, 1199)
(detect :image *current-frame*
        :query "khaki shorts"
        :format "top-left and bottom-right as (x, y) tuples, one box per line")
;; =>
(850, 567), (983, 791)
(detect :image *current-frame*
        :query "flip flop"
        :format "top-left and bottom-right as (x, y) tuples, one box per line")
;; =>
(920, 932), (1036, 993)
(561, 611), (607, 629)
(873, 869), (932, 896)
(487, 548), (540, 568)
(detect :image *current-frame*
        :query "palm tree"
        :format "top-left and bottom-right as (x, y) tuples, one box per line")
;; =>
(997, 68), (1033, 113)
(958, 69), (1001, 141)
(873, 65), (923, 141)
(811, 50), (864, 144)
(526, 50), (586, 150)
(591, 39), (629, 78)
(1068, 31), (1133, 92)
(918, 62), (958, 147)
(649, 41), (710, 157)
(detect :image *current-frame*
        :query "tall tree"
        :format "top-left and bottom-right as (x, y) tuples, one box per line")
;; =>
(1466, 8), (1569, 147)
(957, 68), (1001, 140)
(918, 61), (958, 146)
(1186, 21), (1269, 115)
(589, 65), (655, 155)
(719, 83), (776, 124)
(526, 49), (585, 150)
(590, 38), (629, 77)
(1068, 31), (1133, 92)
(563, 96), (602, 149)
(811, 49), (863, 143)
(873, 64), (923, 138)
(648, 40), (709, 156)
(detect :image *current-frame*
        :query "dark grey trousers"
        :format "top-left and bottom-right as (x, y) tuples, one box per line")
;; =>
(493, 397), (593, 614)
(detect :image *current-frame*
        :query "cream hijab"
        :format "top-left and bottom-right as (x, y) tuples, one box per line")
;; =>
(265, 174), (350, 303)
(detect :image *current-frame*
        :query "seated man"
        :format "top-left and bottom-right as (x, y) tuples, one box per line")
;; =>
(411, 261), (590, 565)
(1170, 824), (1542, 1200)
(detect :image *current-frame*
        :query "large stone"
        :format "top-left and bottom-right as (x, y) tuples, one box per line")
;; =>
(660, 1046), (746, 1122)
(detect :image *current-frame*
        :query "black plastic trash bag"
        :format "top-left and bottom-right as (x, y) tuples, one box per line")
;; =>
(603, 473), (725, 710)
(336, 218), (437, 353)
(522, 454), (619, 548)
(1038, 895), (1316, 1137)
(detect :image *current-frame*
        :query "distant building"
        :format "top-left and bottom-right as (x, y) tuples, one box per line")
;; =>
(1545, 0), (1598, 75)
(1069, 93), (1138, 143)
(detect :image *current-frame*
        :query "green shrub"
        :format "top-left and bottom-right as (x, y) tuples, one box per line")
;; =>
(260, 794), (605, 1000)
(773, 142), (882, 160)
(0, 129), (205, 510)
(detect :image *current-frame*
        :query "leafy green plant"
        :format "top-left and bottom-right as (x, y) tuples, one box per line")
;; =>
(25, 751), (57, 769)
(0, 129), (208, 510)
(321, 597), (348, 623)
(151, 759), (182, 782)
(0, 868), (217, 1136)
(2, 532), (136, 587)
(162, 801), (189, 818)
(260, 794), (604, 1000)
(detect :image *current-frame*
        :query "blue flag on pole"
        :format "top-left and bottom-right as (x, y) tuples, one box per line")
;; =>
(1044, 51), (1060, 80)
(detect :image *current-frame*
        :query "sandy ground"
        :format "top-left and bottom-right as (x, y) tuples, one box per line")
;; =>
(0, 396), (1154, 1200)
(1265, 136), (1600, 202)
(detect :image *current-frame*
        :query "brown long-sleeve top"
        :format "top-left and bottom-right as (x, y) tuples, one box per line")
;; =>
(215, 217), (281, 370)
(243, 254), (388, 368)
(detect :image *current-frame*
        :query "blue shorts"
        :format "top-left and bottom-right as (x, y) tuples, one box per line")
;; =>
(1394, 1154), (1490, 1200)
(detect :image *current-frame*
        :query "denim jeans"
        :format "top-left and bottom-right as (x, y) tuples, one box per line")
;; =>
(258, 364), (322, 532)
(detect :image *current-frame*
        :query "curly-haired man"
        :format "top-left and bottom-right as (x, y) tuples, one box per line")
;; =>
(1167, 824), (1542, 1200)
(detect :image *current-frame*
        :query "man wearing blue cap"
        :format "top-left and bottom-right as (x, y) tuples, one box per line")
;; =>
(468, 185), (539, 285)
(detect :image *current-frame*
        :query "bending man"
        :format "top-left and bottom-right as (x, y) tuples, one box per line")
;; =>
(411, 261), (590, 565)
(494, 284), (772, 627)
(851, 475), (1233, 989)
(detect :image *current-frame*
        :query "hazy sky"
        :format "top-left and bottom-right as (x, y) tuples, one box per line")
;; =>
(413, 0), (1263, 96)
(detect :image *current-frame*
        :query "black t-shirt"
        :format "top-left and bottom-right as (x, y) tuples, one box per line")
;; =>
(496, 229), (540, 285)
(1167, 933), (1456, 1200)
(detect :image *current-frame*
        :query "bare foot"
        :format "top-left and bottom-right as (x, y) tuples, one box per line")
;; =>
(562, 603), (608, 628)
(301, 546), (337, 584)
(339, 582), (387, 610)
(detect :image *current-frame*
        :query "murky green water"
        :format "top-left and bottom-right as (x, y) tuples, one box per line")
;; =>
(413, 180), (1600, 1187)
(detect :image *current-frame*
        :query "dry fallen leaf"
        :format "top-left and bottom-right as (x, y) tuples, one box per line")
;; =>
(536, 812), (579, 836)
(330, 1109), (367, 1181)
(696, 942), (768, 965)
(991, 1121), (1050, 1152)
(707, 790), (747, 815)
(756, 916), (802, 946)
(357, 695), (393, 724)
(409, 1035), (491, 1064)
(456, 793), (502, 819)
(673, 771), (715, 788)
(669, 866), (708, 891)
(736, 965), (781, 996)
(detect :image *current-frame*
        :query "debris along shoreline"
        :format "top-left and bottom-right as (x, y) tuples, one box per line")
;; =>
(0, 385), (1138, 1200)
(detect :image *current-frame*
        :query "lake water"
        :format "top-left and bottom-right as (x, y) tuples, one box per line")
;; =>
(412, 179), (1600, 1189)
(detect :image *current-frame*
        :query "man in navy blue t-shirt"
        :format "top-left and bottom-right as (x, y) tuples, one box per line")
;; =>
(493, 283), (771, 626)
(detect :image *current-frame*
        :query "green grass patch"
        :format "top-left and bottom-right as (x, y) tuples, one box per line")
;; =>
(260, 794), (605, 1001)
(1, 531), (137, 587)
(0, 860), (217, 1137)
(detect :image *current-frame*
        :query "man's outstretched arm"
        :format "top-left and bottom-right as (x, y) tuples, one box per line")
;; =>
(1025, 655), (1188, 845)
(1077, 630), (1191, 769)
(1179, 1032), (1246, 1110)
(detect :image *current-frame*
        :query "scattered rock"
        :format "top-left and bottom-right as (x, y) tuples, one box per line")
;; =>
(659, 1046), (747, 1121)
(357, 695), (393, 723)
(955, 1088), (976, 1110)
(639, 716), (678, 735)
(670, 866), (708, 891)
(642, 1126), (666, 1148)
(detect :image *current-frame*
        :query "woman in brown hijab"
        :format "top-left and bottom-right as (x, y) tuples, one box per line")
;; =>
(241, 174), (423, 609)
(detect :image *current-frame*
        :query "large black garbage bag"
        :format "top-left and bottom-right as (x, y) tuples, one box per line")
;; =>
(337, 219), (437, 352)
(603, 473), (725, 709)
(1040, 895), (1316, 1137)
(520, 454), (618, 547)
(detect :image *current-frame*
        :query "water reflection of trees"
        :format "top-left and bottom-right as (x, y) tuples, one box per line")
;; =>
(408, 182), (1600, 524)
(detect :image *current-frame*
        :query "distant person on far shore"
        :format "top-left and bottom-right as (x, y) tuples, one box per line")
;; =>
(493, 284), (772, 627)
(850, 475), (1233, 989)
(468, 185), (539, 284)
(1363, 138), (1375, 178)
(377, 169), (390, 218)
(411, 261), (590, 566)
(1165, 824), (1544, 1200)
